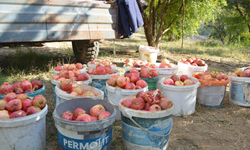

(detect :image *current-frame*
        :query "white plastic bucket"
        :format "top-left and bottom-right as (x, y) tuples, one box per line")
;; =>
(51, 74), (92, 104)
(229, 76), (250, 107)
(177, 61), (208, 77)
(197, 86), (226, 108)
(53, 66), (86, 75)
(0, 105), (48, 150)
(119, 95), (174, 150)
(159, 77), (200, 116)
(53, 98), (117, 150)
(139, 45), (159, 64)
(106, 83), (148, 120)
(55, 83), (104, 107)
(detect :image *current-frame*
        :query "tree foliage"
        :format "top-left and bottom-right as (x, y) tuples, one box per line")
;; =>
(142, 0), (226, 47)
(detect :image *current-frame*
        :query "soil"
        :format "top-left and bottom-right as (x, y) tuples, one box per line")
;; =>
(0, 33), (249, 150)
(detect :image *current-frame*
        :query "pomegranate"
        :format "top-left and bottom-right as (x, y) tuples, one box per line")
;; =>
(17, 94), (28, 101)
(216, 72), (227, 79)
(161, 59), (170, 65)
(136, 91), (146, 100)
(121, 99), (132, 108)
(149, 63), (157, 68)
(59, 70), (69, 78)
(149, 70), (158, 77)
(55, 66), (63, 71)
(90, 61), (98, 65)
(130, 68), (139, 73)
(3, 92), (17, 102)
(184, 79), (194, 85)
(0, 82), (13, 94)
(61, 79), (73, 92)
(82, 91), (96, 97)
(32, 95), (47, 109)
(171, 75), (180, 82)
(125, 83), (135, 90)
(149, 104), (162, 111)
(73, 69), (81, 77)
(130, 98), (145, 110)
(144, 103), (150, 111)
(91, 116), (98, 121)
(180, 75), (189, 82)
(73, 108), (86, 120)
(76, 63), (83, 69)
(70, 92), (78, 96)
(204, 75), (212, 81)
(61, 111), (73, 120)
(63, 64), (70, 70)
(140, 69), (150, 78)
(0, 100), (7, 110)
(5, 99), (22, 112)
(125, 73), (133, 79)
(175, 81), (184, 86)
(24, 89), (34, 93)
(53, 75), (60, 80)
(14, 88), (24, 94)
(0, 110), (10, 119)
(96, 66), (106, 75)
(163, 79), (175, 85)
(22, 99), (32, 111)
(77, 73), (89, 81)
(31, 80), (43, 91)
(13, 81), (21, 89)
(159, 63), (169, 68)
(10, 110), (26, 118)
(87, 69), (93, 74)
(107, 77), (117, 87)
(58, 78), (66, 81)
(158, 97), (173, 110)
(98, 111), (111, 120)
(76, 114), (92, 122)
(136, 80), (147, 88)
(90, 104), (106, 117)
(68, 71), (75, 78)
(135, 85), (142, 89)
(70, 87), (83, 95)
(68, 64), (76, 71)
(117, 76), (126, 88)
(20, 80), (32, 91)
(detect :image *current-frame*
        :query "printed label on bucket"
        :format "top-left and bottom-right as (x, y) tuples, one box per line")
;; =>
(57, 129), (112, 150)
(230, 82), (250, 103)
(122, 120), (172, 149)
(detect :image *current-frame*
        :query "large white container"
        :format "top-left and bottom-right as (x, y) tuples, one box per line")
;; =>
(139, 45), (159, 64)
(106, 83), (148, 120)
(53, 66), (86, 75)
(159, 77), (200, 116)
(229, 75), (250, 107)
(0, 105), (48, 150)
(177, 61), (207, 77)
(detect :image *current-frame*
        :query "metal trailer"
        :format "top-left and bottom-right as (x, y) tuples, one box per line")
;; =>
(0, 0), (118, 63)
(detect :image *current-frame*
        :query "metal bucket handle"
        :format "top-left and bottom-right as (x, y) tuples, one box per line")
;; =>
(124, 109), (172, 138)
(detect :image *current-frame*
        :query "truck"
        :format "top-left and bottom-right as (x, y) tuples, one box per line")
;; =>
(0, 0), (118, 63)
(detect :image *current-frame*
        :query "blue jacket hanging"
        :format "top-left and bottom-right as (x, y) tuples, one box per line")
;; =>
(117, 0), (144, 38)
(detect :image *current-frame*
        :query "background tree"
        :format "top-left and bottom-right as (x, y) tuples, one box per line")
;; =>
(142, 0), (226, 48)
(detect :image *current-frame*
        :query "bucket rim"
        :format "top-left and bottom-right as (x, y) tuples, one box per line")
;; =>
(53, 98), (117, 131)
(119, 95), (174, 118)
(159, 77), (200, 91)
(86, 70), (120, 79)
(229, 75), (250, 83)
(0, 104), (48, 127)
(51, 74), (92, 85)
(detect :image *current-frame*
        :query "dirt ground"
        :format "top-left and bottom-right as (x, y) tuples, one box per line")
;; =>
(0, 34), (249, 150)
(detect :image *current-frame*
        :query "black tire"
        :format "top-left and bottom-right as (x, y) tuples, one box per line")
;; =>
(72, 40), (99, 64)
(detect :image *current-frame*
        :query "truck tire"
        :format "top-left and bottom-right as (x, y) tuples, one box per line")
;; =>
(72, 40), (99, 64)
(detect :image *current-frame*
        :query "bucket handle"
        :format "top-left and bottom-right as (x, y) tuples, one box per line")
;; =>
(124, 109), (172, 137)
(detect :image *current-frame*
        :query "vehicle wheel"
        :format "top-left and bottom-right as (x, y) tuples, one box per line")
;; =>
(72, 40), (99, 64)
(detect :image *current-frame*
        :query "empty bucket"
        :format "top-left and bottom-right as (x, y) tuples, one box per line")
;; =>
(119, 95), (174, 150)
(53, 98), (117, 150)
(0, 105), (48, 150)
(139, 45), (159, 64)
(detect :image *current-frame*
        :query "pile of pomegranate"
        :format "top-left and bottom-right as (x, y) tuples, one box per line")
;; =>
(0, 80), (43, 95)
(125, 58), (149, 68)
(163, 75), (195, 86)
(87, 62), (117, 75)
(60, 79), (96, 97)
(193, 71), (228, 81)
(230, 67), (250, 77)
(53, 70), (89, 82)
(107, 74), (147, 90)
(121, 89), (173, 111)
(54, 63), (84, 71)
(149, 59), (176, 69)
(179, 58), (207, 66)
(89, 60), (113, 66)
(139, 67), (158, 78)
(0, 94), (47, 119)
(61, 104), (111, 121)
